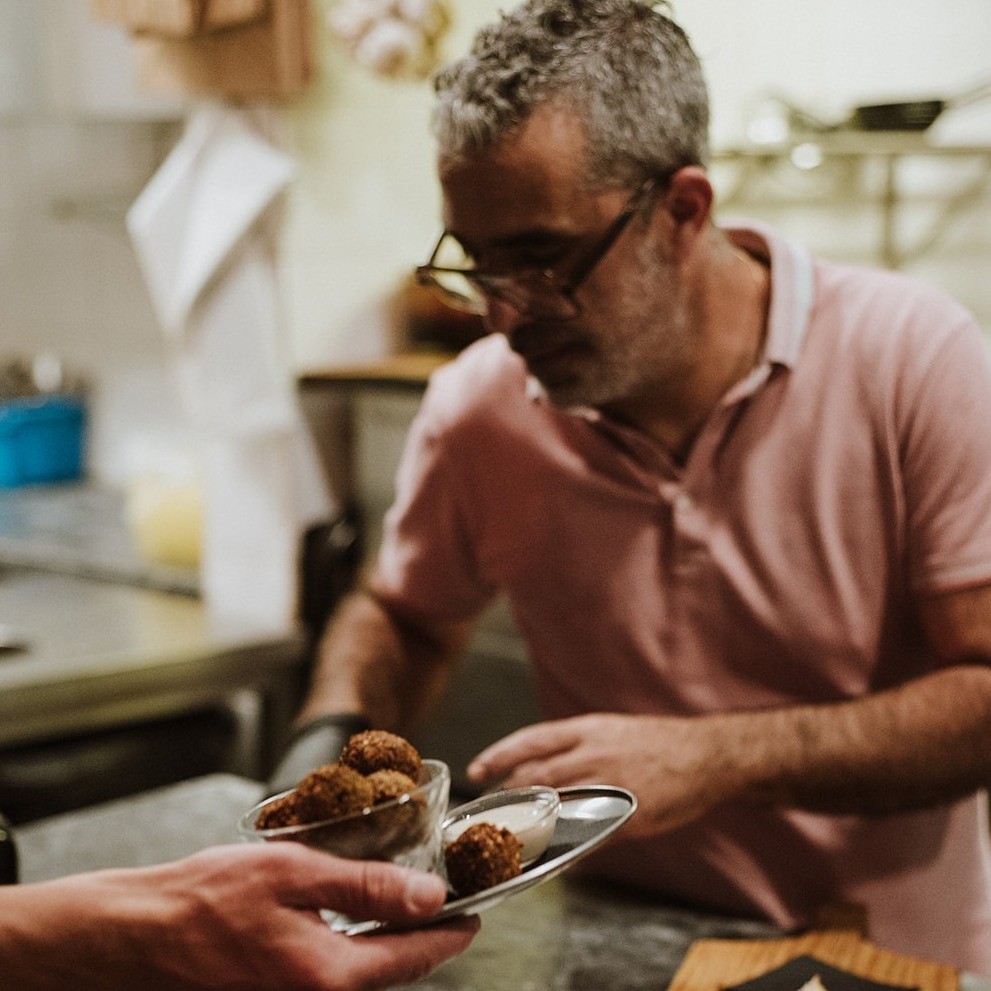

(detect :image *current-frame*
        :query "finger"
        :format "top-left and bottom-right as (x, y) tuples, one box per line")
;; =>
(251, 846), (449, 923)
(310, 861), (450, 924)
(468, 720), (582, 783)
(492, 747), (599, 791)
(342, 916), (481, 990)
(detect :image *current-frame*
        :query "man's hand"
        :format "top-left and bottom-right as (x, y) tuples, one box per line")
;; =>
(0, 844), (479, 991)
(469, 664), (991, 834)
(468, 713), (737, 837)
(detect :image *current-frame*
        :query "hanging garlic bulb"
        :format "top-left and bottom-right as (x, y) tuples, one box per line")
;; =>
(327, 0), (452, 80)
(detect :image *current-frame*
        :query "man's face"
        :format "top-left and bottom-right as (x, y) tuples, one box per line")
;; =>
(438, 108), (698, 413)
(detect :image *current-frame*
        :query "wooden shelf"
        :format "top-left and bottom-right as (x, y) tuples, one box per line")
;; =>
(299, 351), (452, 390)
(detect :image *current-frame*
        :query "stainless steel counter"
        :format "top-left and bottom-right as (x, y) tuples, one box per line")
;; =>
(0, 483), (198, 594)
(0, 483), (306, 757)
(0, 565), (305, 749)
(17, 775), (990, 991)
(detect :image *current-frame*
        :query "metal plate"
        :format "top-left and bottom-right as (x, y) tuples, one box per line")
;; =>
(338, 784), (637, 936)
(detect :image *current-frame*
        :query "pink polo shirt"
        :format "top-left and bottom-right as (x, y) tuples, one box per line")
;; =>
(373, 223), (991, 973)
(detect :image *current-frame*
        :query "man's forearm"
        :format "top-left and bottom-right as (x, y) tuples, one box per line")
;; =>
(267, 589), (467, 792)
(296, 589), (472, 732)
(296, 591), (410, 730)
(728, 663), (991, 814)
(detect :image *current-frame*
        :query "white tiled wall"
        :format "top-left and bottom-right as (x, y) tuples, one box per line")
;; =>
(0, 114), (189, 484)
(1, 1), (188, 485)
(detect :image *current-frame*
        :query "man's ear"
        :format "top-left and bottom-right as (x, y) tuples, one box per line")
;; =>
(661, 166), (713, 260)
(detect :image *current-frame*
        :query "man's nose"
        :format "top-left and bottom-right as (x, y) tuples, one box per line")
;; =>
(482, 297), (528, 336)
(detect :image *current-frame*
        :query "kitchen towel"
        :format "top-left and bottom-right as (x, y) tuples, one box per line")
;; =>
(90, 0), (268, 38)
(90, 0), (310, 101)
(127, 102), (334, 633)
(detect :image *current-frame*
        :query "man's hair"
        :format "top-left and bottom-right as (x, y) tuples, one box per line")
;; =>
(431, 0), (709, 188)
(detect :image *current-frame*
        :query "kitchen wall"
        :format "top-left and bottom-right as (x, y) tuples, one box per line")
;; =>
(1, 0), (990, 485)
(284, 0), (991, 367)
(0, 1), (187, 485)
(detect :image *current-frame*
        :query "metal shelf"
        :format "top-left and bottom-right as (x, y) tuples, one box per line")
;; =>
(713, 132), (991, 268)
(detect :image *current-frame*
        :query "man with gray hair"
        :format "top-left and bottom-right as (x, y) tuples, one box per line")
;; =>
(275, 0), (991, 972)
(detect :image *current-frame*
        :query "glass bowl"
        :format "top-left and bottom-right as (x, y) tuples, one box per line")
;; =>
(238, 758), (451, 872)
(442, 785), (561, 867)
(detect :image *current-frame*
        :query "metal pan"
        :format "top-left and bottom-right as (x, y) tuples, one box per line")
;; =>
(851, 78), (991, 131)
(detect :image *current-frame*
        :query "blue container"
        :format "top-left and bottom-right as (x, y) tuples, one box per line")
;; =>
(0, 395), (87, 488)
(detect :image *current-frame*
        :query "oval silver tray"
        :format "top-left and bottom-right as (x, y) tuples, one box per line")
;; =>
(337, 784), (637, 935)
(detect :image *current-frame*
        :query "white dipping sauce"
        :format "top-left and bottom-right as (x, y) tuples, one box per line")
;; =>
(445, 801), (557, 864)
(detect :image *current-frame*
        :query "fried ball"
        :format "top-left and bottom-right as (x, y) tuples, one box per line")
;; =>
(294, 762), (374, 824)
(444, 822), (523, 897)
(255, 792), (302, 830)
(362, 770), (427, 856)
(339, 730), (422, 779)
(365, 769), (418, 804)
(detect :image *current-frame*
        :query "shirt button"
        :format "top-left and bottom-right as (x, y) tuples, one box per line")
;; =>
(674, 492), (695, 514)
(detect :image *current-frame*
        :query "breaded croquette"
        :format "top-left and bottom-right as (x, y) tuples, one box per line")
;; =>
(339, 730), (422, 779)
(365, 769), (419, 804)
(293, 763), (374, 823)
(255, 792), (302, 829)
(444, 821), (523, 896)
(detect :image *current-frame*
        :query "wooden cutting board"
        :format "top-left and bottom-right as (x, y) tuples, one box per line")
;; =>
(667, 930), (958, 991)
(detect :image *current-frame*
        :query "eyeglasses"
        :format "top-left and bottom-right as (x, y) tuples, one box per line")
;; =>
(415, 176), (660, 321)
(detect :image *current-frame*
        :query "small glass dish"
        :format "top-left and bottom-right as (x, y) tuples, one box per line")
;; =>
(238, 758), (451, 872)
(442, 785), (561, 867)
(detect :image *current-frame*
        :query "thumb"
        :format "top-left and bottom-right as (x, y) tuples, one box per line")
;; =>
(298, 857), (449, 924)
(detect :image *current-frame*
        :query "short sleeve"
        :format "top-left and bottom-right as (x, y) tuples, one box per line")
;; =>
(371, 376), (498, 621)
(902, 319), (991, 592)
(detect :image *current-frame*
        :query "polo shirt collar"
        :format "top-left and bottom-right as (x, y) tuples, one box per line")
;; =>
(525, 221), (816, 413)
(723, 220), (814, 370)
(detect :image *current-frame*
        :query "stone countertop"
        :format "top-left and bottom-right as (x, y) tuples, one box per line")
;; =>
(15, 774), (776, 991)
(19, 774), (988, 991)
(17, 774), (260, 878)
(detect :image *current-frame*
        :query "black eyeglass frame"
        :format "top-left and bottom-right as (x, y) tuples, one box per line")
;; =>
(414, 175), (662, 320)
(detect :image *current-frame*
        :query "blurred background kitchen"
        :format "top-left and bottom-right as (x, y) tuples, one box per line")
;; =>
(1, 0), (989, 825)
